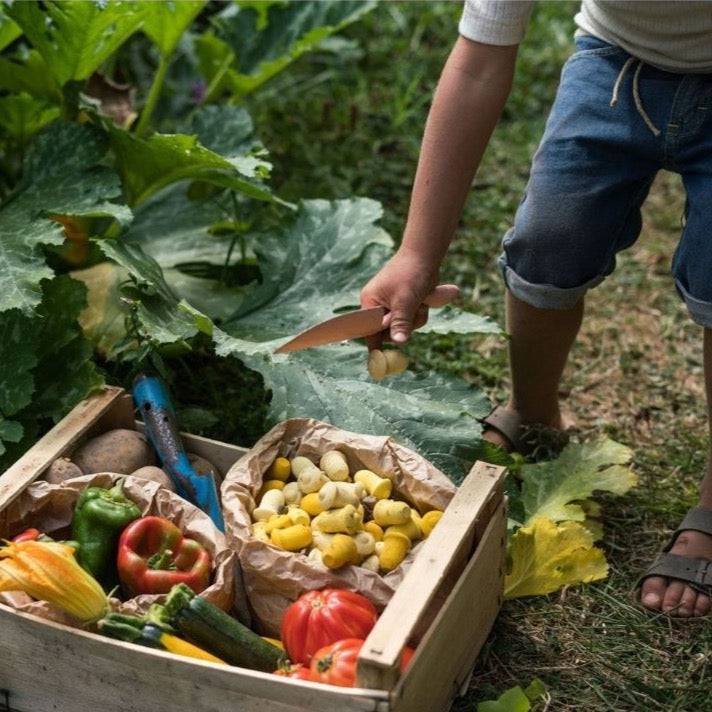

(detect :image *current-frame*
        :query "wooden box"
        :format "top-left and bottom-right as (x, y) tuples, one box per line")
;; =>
(0, 387), (506, 712)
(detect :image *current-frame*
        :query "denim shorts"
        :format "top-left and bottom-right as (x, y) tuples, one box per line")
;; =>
(499, 35), (712, 326)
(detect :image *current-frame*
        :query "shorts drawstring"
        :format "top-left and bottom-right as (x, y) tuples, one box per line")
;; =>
(610, 56), (661, 137)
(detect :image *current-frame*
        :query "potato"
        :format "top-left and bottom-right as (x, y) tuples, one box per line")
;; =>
(130, 466), (175, 491)
(188, 452), (222, 486)
(43, 457), (83, 484)
(367, 349), (387, 381)
(73, 429), (156, 475)
(384, 350), (409, 375)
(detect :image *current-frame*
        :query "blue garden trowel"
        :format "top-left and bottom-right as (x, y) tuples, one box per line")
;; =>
(132, 374), (225, 533)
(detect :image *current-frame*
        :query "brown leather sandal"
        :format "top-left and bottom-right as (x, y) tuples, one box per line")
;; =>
(480, 405), (570, 459)
(637, 507), (712, 619)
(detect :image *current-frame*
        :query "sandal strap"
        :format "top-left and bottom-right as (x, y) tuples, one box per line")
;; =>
(668, 507), (712, 547)
(639, 552), (712, 595)
(480, 405), (525, 452)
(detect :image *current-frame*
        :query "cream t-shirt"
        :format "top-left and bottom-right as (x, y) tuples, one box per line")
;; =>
(459, 0), (712, 73)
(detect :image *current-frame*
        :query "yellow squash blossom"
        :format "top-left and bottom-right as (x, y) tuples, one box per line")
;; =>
(0, 540), (107, 623)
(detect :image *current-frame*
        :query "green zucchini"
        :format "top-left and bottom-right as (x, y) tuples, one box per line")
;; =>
(162, 584), (285, 672)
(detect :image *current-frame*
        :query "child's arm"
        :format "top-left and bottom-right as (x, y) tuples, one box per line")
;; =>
(361, 37), (518, 345)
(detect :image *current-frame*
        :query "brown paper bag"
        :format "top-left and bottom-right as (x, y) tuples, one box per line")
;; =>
(0, 473), (235, 627)
(221, 418), (456, 636)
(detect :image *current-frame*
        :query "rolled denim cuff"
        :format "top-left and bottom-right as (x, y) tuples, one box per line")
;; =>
(497, 253), (604, 310)
(675, 280), (712, 329)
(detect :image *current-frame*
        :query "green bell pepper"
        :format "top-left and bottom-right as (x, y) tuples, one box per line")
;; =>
(71, 480), (141, 589)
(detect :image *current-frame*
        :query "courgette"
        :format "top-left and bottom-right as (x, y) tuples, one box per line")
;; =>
(162, 584), (285, 671)
(98, 612), (225, 664)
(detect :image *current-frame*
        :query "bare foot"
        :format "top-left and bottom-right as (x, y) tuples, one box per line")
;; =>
(640, 524), (712, 617)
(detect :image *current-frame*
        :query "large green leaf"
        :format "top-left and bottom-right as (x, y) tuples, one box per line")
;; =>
(520, 439), (637, 524)
(0, 93), (60, 144)
(222, 198), (499, 347)
(197, 0), (375, 101)
(213, 198), (498, 477)
(0, 121), (131, 315)
(223, 198), (393, 342)
(29, 277), (104, 422)
(6, 1), (144, 86)
(0, 276), (103, 459)
(107, 104), (277, 206)
(215, 336), (490, 479)
(140, 0), (206, 58)
(98, 239), (212, 346)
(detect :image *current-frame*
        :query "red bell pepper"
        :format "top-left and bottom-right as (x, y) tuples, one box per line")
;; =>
(117, 516), (211, 596)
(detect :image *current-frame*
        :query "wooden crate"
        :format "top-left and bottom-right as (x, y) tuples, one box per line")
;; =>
(0, 387), (506, 712)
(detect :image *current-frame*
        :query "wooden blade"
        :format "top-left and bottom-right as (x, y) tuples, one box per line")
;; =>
(274, 307), (386, 354)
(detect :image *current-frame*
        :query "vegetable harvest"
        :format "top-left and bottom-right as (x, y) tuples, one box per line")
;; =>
(117, 516), (211, 596)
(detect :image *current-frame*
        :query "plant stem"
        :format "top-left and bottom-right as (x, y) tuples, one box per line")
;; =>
(230, 191), (247, 263)
(136, 55), (170, 137)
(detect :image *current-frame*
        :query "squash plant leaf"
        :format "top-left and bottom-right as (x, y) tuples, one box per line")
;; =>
(97, 239), (212, 347)
(520, 439), (637, 524)
(139, 0), (206, 58)
(504, 517), (609, 599)
(106, 104), (279, 207)
(6, 1), (145, 86)
(0, 276), (103, 462)
(197, 0), (376, 102)
(0, 121), (131, 315)
(215, 336), (491, 479)
(477, 686), (531, 712)
(221, 198), (499, 345)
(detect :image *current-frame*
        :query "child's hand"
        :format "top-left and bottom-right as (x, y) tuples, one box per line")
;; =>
(360, 248), (459, 348)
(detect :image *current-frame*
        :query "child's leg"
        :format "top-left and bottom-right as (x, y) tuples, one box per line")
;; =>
(638, 85), (712, 616)
(483, 292), (582, 449)
(639, 329), (712, 618)
(507, 291), (583, 425)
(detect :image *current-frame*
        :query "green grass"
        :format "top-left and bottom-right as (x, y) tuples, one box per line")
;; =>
(244, 2), (712, 709)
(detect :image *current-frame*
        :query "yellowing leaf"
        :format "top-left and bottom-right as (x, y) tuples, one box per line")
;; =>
(504, 517), (608, 599)
(521, 439), (636, 524)
(71, 262), (129, 357)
